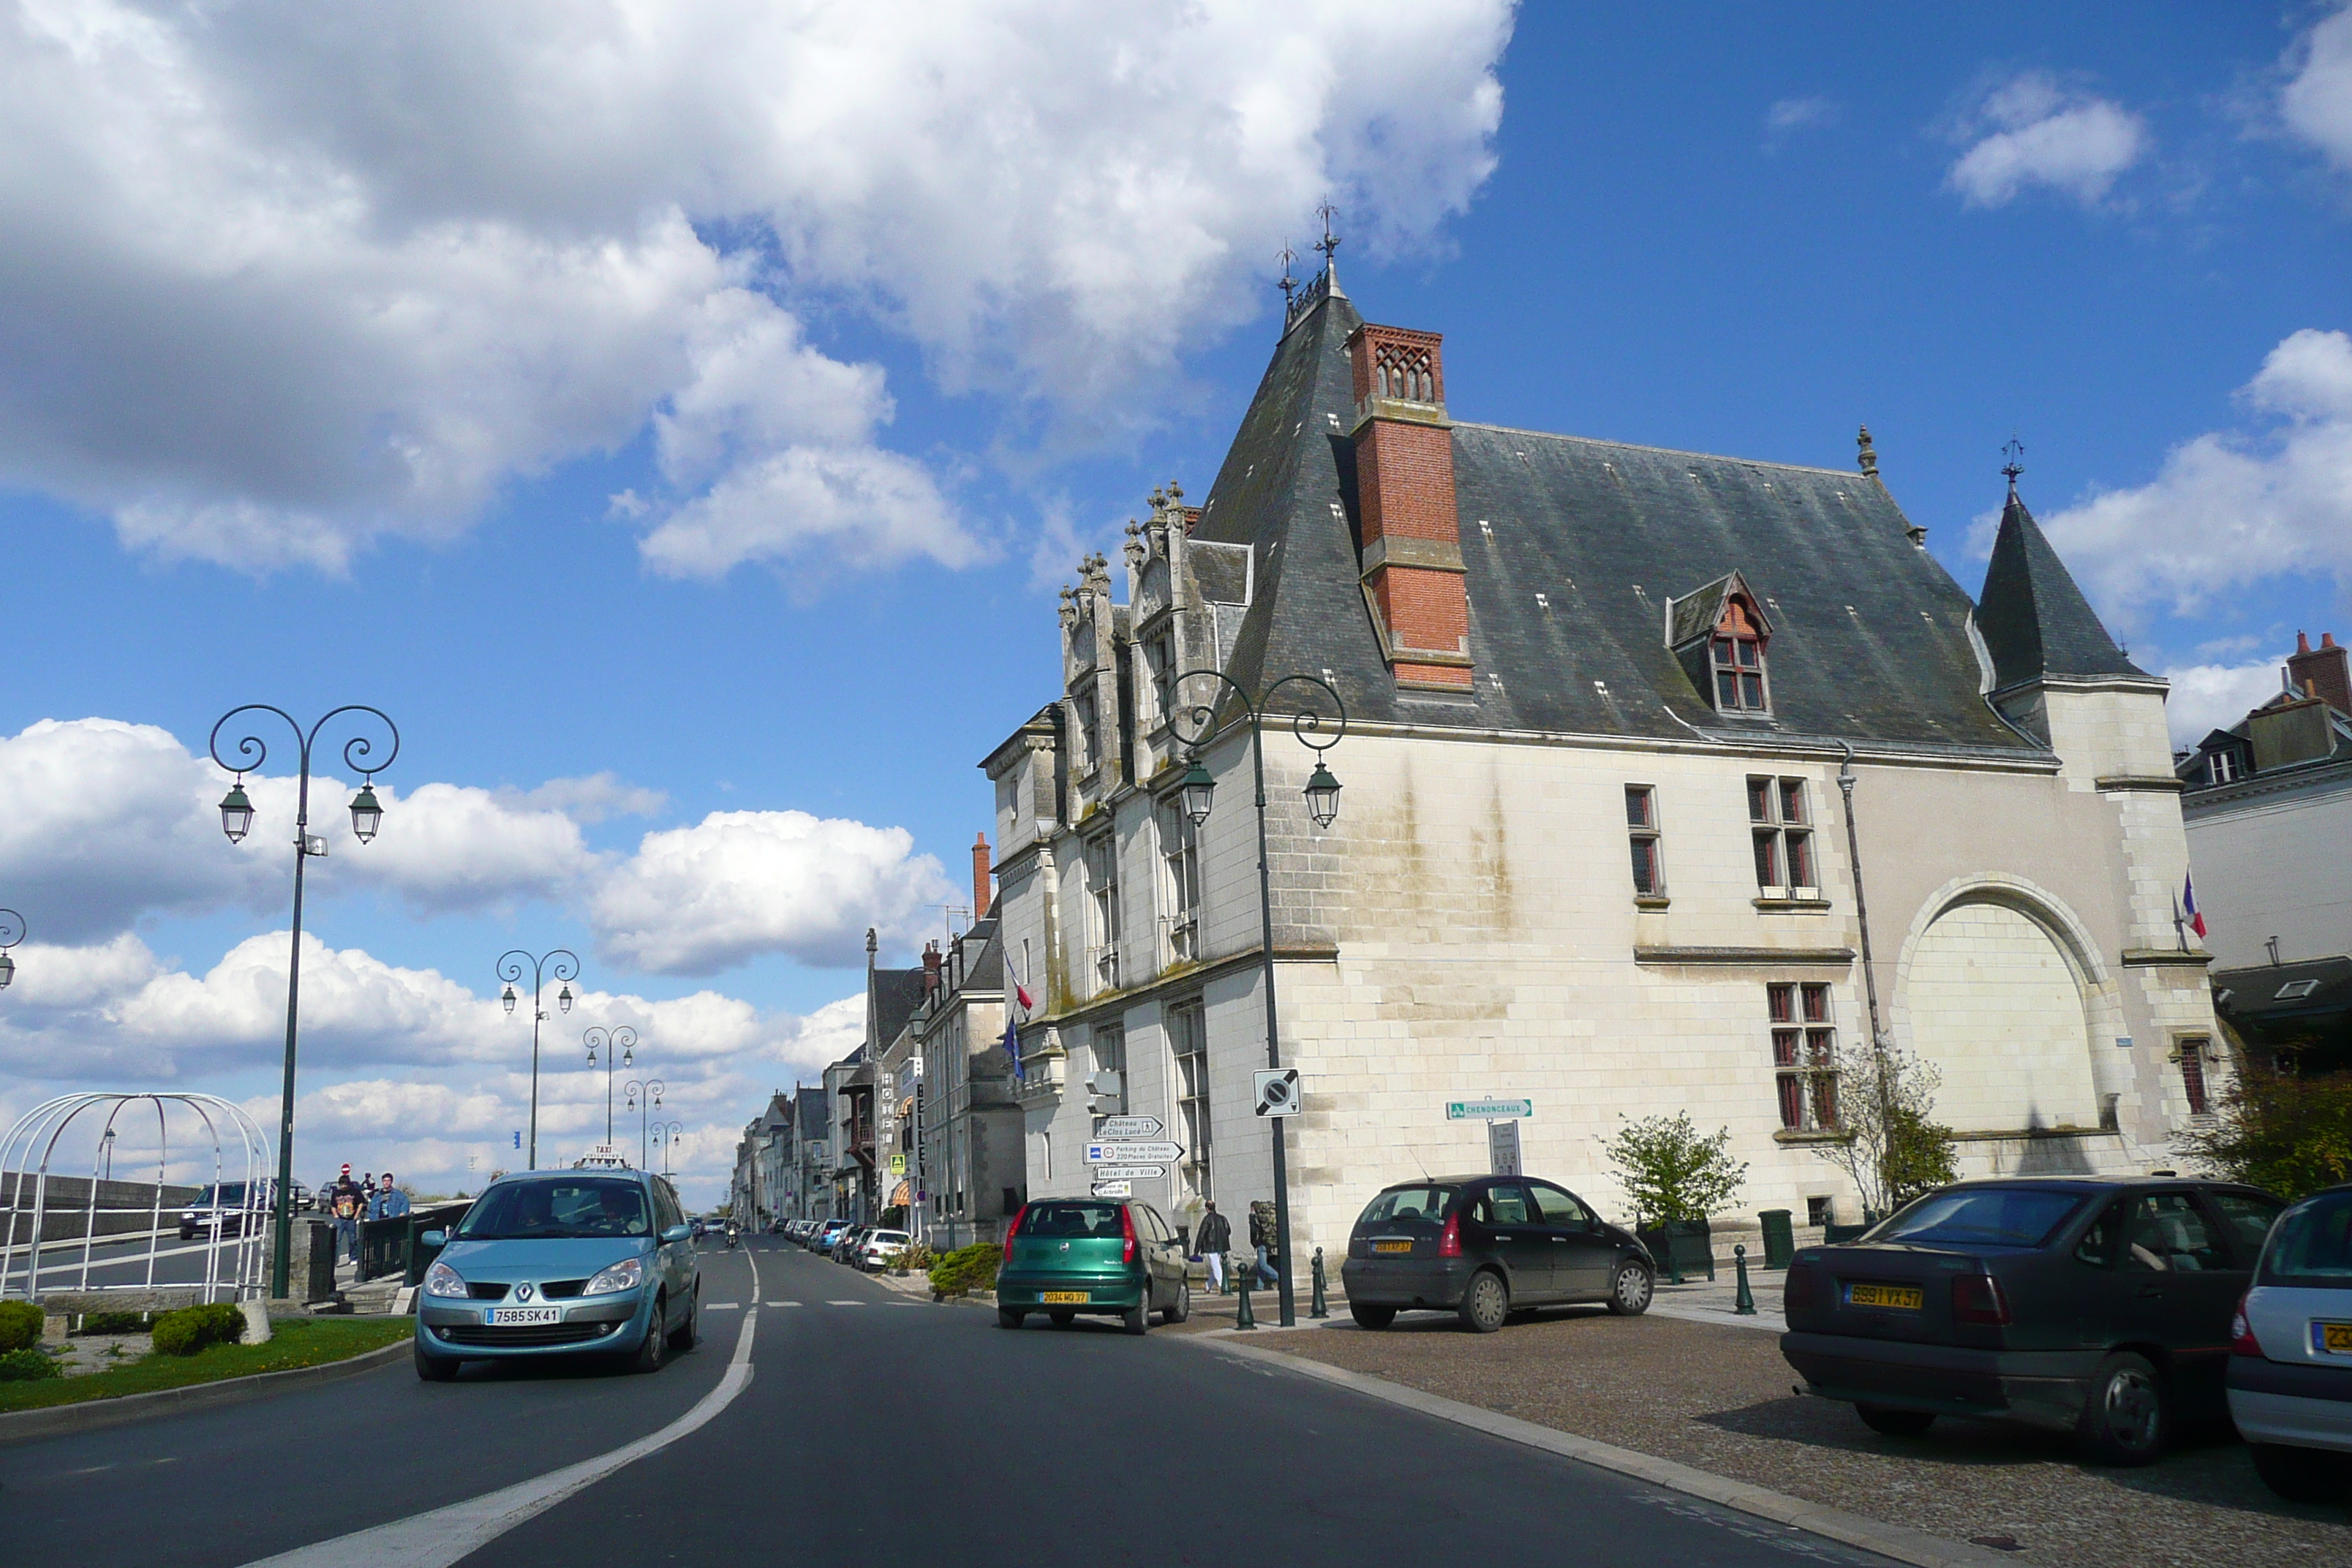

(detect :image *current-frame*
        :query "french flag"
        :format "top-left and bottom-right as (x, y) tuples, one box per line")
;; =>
(2183, 872), (2206, 941)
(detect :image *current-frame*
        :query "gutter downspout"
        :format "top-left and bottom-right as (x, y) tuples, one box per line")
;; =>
(1838, 742), (1899, 1215)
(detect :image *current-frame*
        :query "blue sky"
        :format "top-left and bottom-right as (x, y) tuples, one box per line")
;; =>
(1, 2), (2346, 1202)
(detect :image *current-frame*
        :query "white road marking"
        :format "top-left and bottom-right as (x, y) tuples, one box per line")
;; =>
(703, 1303), (742, 1310)
(772, 1300), (801, 1307)
(824, 1300), (863, 1307)
(238, 1308), (759, 1568)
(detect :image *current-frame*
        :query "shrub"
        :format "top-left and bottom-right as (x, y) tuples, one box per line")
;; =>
(891, 1241), (935, 1273)
(0, 1300), (44, 1352)
(1811, 1040), (1959, 1218)
(0, 1346), (61, 1382)
(77, 1311), (152, 1336)
(2181, 1060), (2352, 1199)
(927, 1243), (1001, 1297)
(150, 1302), (246, 1357)
(1601, 1112), (1748, 1227)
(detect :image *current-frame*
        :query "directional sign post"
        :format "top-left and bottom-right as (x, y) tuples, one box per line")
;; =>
(1088, 1164), (1165, 1180)
(1446, 1098), (1533, 1120)
(1090, 1180), (1134, 1199)
(1086, 1141), (1185, 1165)
(1096, 1115), (1164, 1141)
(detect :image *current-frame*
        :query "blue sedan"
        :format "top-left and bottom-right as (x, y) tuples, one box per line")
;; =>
(414, 1169), (701, 1380)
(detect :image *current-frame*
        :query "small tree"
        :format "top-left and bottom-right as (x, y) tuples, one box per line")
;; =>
(1600, 1112), (1748, 1228)
(1813, 1039), (1958, 1218)
(2179, 1058), (2352, 1199)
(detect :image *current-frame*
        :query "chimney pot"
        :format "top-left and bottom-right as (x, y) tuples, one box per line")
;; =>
(2298, 630), (2313, 655)
(2287, 630), (2352, 714)
(971, 832), (992, 920)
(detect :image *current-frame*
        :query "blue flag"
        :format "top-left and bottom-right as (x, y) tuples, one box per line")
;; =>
(1003, 1011), (1023, 1082)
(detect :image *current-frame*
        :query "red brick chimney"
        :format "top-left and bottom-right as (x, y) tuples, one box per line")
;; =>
(2287, 631), (2352, 714)
(1346, 322), (1471, 691)
(921, 940), (942, 999)
(971, 832), (992, 919)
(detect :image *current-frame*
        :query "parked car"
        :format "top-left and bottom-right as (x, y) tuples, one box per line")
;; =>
(413, 1168), (702, 1382)
(1338, 1175), (1655, 1333)
(835, 1224), (872, 1263)
(2228, 1181), (2352, 1501)
(1782, 1176), (2285, 1465)
(812, 1218), (849, 1255)
(995, 1198), (1191, 1334)
(859, 1229), (912, 1270)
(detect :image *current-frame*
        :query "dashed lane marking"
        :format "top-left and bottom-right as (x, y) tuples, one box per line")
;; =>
(703, 1303), (742, 1310)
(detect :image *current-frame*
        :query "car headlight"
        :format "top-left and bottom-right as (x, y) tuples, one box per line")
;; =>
(424, 1260), (468, 1298)
(584, 1256), (646, 1296)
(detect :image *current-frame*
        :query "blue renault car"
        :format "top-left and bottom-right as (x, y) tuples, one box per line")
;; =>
(414, 1168), (700, 1380)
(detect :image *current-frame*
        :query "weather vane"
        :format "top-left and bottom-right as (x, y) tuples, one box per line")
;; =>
(1314, 203), (1341, 266)
(1275, 243), (1298, 308)
(2001, 434), (2025, 492)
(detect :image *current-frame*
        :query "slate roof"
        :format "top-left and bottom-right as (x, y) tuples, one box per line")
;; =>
(1976, 486), (2146, 690)
(794, 1087), (829, 1138)
(1190, 281), (2049, 755)
(2212, 956), (2352, 1023)
(870, 965), (928, 1049)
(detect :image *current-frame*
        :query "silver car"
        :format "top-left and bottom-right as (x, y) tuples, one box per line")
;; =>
(2228, 1182), (2352, 1501)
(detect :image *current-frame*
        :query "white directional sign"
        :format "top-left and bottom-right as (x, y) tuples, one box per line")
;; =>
(1090, 1180), (1133, 1198)
(1089, 1164), (1165, 1180)
(1447, 1098), (1533, 1120)
(1086, 1141), (1185, 1164)
(1254, 1068), (1301, 1117)
(1096, 1115), (1164, 1140)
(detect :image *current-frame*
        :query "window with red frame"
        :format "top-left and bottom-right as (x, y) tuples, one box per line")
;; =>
(1768, 982), (1840, 1131)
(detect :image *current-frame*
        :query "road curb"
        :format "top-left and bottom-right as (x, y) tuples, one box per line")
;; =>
(0, 1338), (411, 1447)
(1181, 1335), (2014, 1568)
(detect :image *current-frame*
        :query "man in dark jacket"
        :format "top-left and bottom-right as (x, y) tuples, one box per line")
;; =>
(1248, 1199), (1279, 1288)
(1194, 1201), (1232, 1292)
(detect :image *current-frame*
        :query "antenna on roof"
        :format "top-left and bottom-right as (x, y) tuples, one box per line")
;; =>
(1275, 244), (1298, 309)
(2000, 434), (2026, 497)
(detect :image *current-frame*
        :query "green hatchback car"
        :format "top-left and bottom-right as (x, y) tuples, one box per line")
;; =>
(995, 1198), (1191, 1334)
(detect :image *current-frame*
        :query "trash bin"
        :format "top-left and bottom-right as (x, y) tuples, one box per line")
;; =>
(304, 1220), (337, 1303)
(1758, 1209), (1794, 1270)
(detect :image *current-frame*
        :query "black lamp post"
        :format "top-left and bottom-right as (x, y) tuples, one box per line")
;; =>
(584, 1026), (636, 1150)
(209, 704), (399, 1300)
(497, 949), (578, 1170)
(624, 1079), (664, 1170)
(0, 908), (23, 992)
(654, 1120), (685, 1177)
(1166, 669), (1346, 1326)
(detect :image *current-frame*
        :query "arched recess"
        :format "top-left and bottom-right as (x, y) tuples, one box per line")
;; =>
(1888, 876), (2122, 1134)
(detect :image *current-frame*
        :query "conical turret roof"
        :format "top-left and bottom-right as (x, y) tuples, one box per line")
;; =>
(1975, 484), (2145, 689)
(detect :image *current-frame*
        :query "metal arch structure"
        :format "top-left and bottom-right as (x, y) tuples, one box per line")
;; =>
(1, 1093), (273, 1305)
(1165, 668), (1347, 1328)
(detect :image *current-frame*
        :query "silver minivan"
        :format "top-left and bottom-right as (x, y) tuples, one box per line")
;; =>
(2228, 1182), (2352, 1501)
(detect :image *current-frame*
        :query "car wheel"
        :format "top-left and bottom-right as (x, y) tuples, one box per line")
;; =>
(1161, 1281), (1191, 1325)
(1123, 1296), (1150, 1336)
(998, 1308), (1027, 1330)
(1458, 1270), (1509, 1333)
(1048, 1310), (1077, 1327)
(1606, 1259), (1654, 1316)
(668, 1290), (698, 1352)
(2076, 1351), (2166, 1466)
(1350, 1303), (1397, 1330)
(633, 1296), (668, 1375)
(414, 1344), (460, 1382)
(1856, 1404), (1937, 1437)
(2250, 1442), (2349, 1503)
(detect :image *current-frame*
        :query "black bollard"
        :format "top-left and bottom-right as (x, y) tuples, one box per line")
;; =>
(1310, 1246), (1329, 1319)
(1235, 1253), (1256, 1330)
(1734, 1243), (1757, 1316)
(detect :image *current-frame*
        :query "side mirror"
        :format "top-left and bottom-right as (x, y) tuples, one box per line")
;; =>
(661, 1224), (693, 1243)
(419, 1230), (446, 1248)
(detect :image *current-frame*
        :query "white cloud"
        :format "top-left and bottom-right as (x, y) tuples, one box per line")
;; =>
(0, 1), (1512, 576)
(502, 772), (667, 825)
(1764, 97), (1839, 145)
(1946, 72), (2149, 208)
(2283, 4), (2352, 171)
(2160, 656), (2288, 747)
(2038, 329), (2352, 622)
(592, 810), (951, 975)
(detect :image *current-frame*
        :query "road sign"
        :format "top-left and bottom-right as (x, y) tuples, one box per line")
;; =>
(1089, 1164), (1165, 1180)
(1254, 1068), (1300, 1117)
(1447, 1098), (1533, 1120)
(1096, 1115), (1164, 1140)
(1086, 1141), (1185, 1164)
(1488, 1119), (1520, 1177)
(1090, 1180), (1133, 1198)
(887, 1154), (905, 1175)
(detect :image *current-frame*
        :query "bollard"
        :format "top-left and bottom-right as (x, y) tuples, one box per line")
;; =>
(1235, 1254), (1256, 1330)
(1310, 1247), (1329, 1319)
(1734, 1243), (1757, 1316)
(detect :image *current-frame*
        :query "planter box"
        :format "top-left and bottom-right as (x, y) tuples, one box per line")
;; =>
(1635, 1218), (1716, 1283)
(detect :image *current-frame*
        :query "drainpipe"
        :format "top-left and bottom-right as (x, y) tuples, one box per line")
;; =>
(1837, 742), (1899, 1211)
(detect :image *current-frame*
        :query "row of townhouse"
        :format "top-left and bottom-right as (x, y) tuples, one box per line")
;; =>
(728, 1084), (833, 1231)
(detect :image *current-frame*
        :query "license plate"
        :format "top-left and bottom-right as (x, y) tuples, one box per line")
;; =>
(1373, 1240), (1414, 1254)
(2319, 1321), (2352, 1354)
(486, 1307), (562, 1326)
(1041, 1291), (1088, 1305)
(1844, 1282), (1923, 1311)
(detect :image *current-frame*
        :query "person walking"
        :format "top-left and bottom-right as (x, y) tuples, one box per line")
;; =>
(1248, 1199), (1280, 1289)
(1194, 1200), (1232, 1293)
(367, 1173), (410, 1222)
(329, 1164), (365, 1264)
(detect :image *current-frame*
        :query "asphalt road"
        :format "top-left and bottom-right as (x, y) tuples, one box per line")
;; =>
(5, 1228), (268, 1292)
(0, 1237), (1902, 1568)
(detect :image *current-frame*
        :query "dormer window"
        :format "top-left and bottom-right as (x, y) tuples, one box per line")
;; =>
(1711, 595), (1770, 713)
(2206, 749), (2240, 785)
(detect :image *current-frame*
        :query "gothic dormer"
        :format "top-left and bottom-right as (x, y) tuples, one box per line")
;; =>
(1666, 570), (1774, 718)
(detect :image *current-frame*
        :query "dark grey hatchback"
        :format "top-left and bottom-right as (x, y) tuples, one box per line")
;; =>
(1339, 1175), (1656, 1332)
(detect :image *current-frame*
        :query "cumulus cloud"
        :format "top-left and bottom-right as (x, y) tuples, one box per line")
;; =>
(2038, 329), (2352, 622)
(2283, 4), (2352, 171)
(1764, 97), (1839, 147)
(593, 810), (952, 975)
(1945, 72), (2149, 208)
(501, 772), (668, 825)
(2160, 656), (2290, 747)
(0, 1), (1512, 576)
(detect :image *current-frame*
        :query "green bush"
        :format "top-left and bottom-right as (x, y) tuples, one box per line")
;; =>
(927, 1243), (1001, 1297)
(2182, 1060), (2352, 1199)
(77, 1311), (152, 1336)
(1600, 1112), (1749, 1226)
(0, 1300), (43, 1352)
(0, 1346), (61, 1382)
(150, 1302), (246, 1357)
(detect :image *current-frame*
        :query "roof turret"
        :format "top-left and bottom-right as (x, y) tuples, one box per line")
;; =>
(1975, 472), (2144, 689)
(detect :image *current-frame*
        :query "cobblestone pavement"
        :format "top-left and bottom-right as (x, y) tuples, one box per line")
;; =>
(1256, 1306), (2349, 1568)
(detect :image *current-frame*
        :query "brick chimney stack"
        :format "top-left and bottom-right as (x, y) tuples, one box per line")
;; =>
(971, 832), (992, 919)
(2287, 631), (2352, 714)
(921, 940), (942, 998)
(1345, 322), (1472, 691)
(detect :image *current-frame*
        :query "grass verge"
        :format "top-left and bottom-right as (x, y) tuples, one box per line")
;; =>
(0, 1316), (412, 1414)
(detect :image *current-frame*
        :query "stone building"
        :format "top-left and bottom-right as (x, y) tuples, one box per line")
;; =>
(910, 837), (1026, 1249)
(981, 262), (2220, 1268)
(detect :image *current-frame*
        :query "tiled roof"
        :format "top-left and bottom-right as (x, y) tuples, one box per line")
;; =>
(1975, 486), (2145, 689)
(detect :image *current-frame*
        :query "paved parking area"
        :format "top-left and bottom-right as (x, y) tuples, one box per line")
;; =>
(1254, 1306), (2349, 1568)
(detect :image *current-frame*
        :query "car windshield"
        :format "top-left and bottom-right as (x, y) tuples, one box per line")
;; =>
(456, 1179), (650, 1240)
(1357, 1186), (1460, 1226)
(870, 1231), (909, 1245)
(1020, 1202), (1125, 1238)
(192, 1182), (251, 1205)
(2262, 1192), (2352, 1286)
(1872, 1188), (2087, 1250)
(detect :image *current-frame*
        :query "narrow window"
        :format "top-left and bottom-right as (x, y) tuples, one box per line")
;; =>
(1144, 630), (1175, 728)
(1626, 785), (1663, 897)
(1157, 799), (1200, 961)
(1085, 834), (1120, 988)
(1171, 1003), (1212, 1204)
(1769, 983), (1839, 1131)
(1708, 596), (1771, 713)
(1749, 776), (1820, 897)
(2206, 750), (2239, 785)
(2179, 1039), (2210, 1116)
(1072, 687), (1100, 774)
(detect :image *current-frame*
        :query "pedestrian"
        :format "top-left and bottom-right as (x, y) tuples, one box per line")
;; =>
(1193, 1199), (1231, 1292)
(368, 1172), (410, 1222)
(329, 1163), (365, 1264)
(1248, 1199), (1280, 1289)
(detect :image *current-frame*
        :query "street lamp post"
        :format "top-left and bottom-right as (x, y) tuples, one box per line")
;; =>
(0, 908), (25, 992)
(623, 1079), (664, 1171)
(654, 1120), (685, 1177)
(210, 704), (399, 1300)
(1166, 669), (1345, 1327)
(584, 1027), (636, 1149)
(497, 949), (578, 1170)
